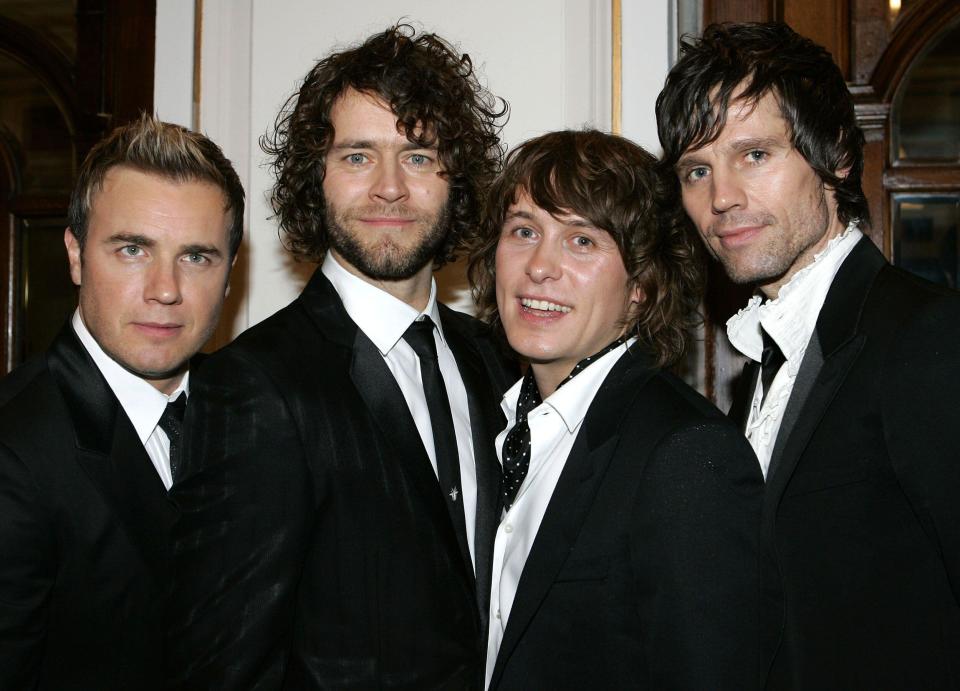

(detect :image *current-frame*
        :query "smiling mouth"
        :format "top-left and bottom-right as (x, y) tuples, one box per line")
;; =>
(520, 298), (572, 313)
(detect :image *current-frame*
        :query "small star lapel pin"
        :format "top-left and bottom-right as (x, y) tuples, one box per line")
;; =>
(449, 486), (459, 502)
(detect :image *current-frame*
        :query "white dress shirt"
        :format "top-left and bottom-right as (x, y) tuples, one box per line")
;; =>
(727, 223), (861, 478)
(72, 309), (187, 490)
(484, 340), (633, 689)
(321, 252), (479, 567)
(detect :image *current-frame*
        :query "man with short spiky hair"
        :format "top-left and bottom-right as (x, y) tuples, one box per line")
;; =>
(0, 114), (243, 690)
(658, 22), (960, 689)
(167, 25), (511, 690)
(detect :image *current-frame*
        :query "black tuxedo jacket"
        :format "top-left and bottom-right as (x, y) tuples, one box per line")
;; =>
(0, 324), (176, 690)
(488, 346), (764, 690)
(167, 270), (514, 690)
(732, 238), (960, 689)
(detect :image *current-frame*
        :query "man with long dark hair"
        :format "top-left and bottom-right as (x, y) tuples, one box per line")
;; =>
(658, 22), (960, 689)
(168, 25), (512, 690)
(469, 130), (763, 690)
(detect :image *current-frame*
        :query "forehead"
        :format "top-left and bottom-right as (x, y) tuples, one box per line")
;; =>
(504, 188), (589, 225)
(682, 90), (791, 158)
(88, 167), (230, 241)
(328, 87), (429, 144)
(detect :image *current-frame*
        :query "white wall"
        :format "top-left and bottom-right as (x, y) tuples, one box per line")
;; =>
(154, 0), (675, 338)
(154, 0), (195, 127)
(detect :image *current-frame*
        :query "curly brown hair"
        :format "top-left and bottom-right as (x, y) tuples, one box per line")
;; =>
(467, 130), (703, 367)
(261, 23), (508, 264)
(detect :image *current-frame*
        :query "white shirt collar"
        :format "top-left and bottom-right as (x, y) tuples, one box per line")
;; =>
(727, 223), (862, 370)
(71, 309), (188, 445)
(501, 339), (634, 435)
(321, 251), (445, 354)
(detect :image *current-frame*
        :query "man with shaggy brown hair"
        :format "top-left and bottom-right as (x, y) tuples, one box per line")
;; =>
(469, 130), (762, 691)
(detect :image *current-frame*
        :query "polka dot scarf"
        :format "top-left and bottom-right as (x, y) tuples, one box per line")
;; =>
(501, 336), (627, 509)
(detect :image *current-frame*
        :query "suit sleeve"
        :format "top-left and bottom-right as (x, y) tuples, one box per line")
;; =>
(166, 349), (314, 690)
(629, 420), (764, 691)
(0, 442), (56, 690)
(884, 294), (960, 606)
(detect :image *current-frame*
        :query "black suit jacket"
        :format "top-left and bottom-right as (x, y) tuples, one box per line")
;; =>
(733, 238), (960, 689)
(0, 324), (176, 690)
(488, 346), (764, 690)
(167, 270), (514, 690)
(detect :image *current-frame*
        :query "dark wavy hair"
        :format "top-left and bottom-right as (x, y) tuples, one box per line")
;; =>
(262, 23), (508, 264)
(467, 130), (703, 367)
(656, 21), (869, 228)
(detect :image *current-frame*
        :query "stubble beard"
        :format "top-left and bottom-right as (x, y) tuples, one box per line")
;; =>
(325, 199), (451, 281)
(709, 188), (831, 288)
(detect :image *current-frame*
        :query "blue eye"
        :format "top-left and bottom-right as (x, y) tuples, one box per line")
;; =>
(686, 167), (709, 182)
(746, 150), (767, 163)
(347, 153), (366, 164)
(409, 153), (429, 166)
(121, 245), (143, 256)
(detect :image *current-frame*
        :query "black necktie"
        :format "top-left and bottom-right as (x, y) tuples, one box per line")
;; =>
(760, 329), (785, 407)
(158, 393), (187, 483)
(403, 318), (468, 540)
(501, 336), (627, 510)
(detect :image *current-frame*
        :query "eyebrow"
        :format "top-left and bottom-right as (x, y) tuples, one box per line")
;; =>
(107, 233), (153, 247)
(504, 209), (594, 228)
(181, 244), (223, 257)
(328, 139), (438, 152)
(676, 136), (788, 170)
(107, 234), (222, 257)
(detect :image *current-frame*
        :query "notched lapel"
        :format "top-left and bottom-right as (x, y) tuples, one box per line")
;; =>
(764, 334), (865, 513)
(765, 238), (884, 506)
(349, 329), (473, 585)
(492, 432), (621, 684)
(48, 324), (173, 577)
(493, 349), (654, 682)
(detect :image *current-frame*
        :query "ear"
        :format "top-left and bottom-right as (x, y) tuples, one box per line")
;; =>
(224, 253), (239, 297)
(64, 228), (82, 287)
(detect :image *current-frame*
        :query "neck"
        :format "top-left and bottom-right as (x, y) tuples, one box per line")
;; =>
(331, 250), (434, 312)
(759, 218), (848, 300)
(144, 369), (185, 396)
(530, 359), (576, 399)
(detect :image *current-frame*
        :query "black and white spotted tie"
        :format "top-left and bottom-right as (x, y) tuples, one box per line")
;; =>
(501, 336), (627, 510)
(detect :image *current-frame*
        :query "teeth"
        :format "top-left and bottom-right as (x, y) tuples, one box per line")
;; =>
(520, 298), (571, 313)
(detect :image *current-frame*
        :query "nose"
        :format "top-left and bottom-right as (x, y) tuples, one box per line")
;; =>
(525, 240), (562, 283)
(144, 260), (182, 305)
(710, 167), (747, 214)
(369, 158), (409, 204)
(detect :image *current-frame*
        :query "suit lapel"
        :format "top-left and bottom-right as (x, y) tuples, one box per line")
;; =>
(441, 310), (505, 631)
(47, 324), (173, 578)
(298, 269), (474, 589)
(492, 349), (656, 683)
(765, 333), (824, 484)
(763, 237), (886, 516)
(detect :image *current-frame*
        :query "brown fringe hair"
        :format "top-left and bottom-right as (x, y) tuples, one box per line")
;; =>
(467, 129), (703, 367)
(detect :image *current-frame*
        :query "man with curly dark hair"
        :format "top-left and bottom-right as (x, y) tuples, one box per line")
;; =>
(658, 22), (960, 689)
(167, 25), (513, 690)
(468, 130), (763, 690)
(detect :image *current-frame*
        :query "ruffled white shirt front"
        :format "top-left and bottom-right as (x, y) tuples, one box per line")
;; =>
(726, 223), (861, 478)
